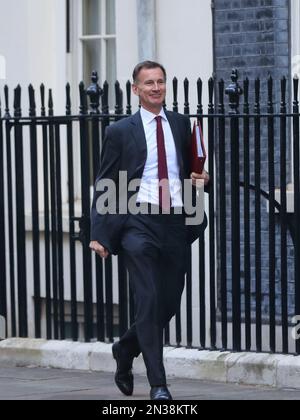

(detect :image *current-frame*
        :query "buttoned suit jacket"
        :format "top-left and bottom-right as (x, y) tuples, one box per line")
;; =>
(90, 110), (208, 255)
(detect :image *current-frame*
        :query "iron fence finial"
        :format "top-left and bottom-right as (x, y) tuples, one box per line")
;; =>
(86, 71), (103, 115)
(225, 69), (243, 114)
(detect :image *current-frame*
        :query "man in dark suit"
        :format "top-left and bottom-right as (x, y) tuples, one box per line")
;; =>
(90, 61), (209, 400)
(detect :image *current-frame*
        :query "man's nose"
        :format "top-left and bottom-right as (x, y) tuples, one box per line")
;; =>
(152, 82), (160, 90)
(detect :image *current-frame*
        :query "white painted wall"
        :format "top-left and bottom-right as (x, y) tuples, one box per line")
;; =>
(1, 0), (213, 344)
(115, 0), (138, 86)
(0, 0), (69, 215)
(0, 55), (5, 80)
(156, 0), (213, 114)
(0, 0), (67, 114)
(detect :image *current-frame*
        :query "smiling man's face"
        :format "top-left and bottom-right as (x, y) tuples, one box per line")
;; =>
(132, 67), (167, 114)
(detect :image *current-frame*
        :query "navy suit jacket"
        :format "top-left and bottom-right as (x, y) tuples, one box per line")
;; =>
(90, 110), (207, 255)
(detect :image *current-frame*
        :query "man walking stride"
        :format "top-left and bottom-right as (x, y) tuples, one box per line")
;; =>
(90, 61), (209, 400)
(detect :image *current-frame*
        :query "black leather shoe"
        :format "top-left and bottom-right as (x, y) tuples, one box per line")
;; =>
(150, 386), (173, 400)
(112, 342), (134, 396)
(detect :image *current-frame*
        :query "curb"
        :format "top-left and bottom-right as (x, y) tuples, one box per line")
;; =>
(1, 338), (300, 389)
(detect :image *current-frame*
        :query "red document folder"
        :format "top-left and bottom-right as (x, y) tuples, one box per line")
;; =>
(190, 121), (206, 174)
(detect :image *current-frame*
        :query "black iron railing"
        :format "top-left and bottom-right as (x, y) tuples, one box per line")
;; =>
(0, 69), (299, 355)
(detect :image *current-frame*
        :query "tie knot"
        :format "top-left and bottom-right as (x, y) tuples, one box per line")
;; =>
(155, 116), (162, 123)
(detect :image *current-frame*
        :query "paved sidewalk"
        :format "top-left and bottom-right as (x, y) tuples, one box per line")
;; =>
(1, 366), (300, 400)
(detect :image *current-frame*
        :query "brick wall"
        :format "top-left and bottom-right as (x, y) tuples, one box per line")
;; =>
(214, 0), (290, 88)
(213, 0), (293, 319)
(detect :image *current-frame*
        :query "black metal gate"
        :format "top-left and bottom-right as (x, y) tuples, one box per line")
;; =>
(0, 69), (300, 355)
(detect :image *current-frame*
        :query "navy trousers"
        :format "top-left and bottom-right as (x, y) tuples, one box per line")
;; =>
(119, 211), (187, 386)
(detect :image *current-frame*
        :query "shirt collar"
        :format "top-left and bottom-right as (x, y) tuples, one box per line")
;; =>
(140, 106), (167, 125)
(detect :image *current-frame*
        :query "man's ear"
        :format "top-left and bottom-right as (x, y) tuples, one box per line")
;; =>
(132, 83), (139, 97)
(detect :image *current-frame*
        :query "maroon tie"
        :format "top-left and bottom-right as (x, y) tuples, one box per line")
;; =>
(155, 116), (171, 211)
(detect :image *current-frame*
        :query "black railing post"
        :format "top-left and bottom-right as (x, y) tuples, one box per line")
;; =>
(243, 78), (251, 351)
(4, 87), (16, 338)
(87, 72), (108, 343)
(102, 81), (109, 115)
(4, 86), (17, 338)
(4, 85), (10, 118)
(40, 84), (52, 339)
(267, 76), (276, 353)
(173, 77), (178, 113)
(293, 76), (300, 355)
(87, 72), (102, 180)
(29, 84), (42, 339)
(226, 69), (243, 351)
(87, 71), (102, 115)
(55, 121), (65, 340)
(14, 85), (28, 337)
(254, 78), (262, 352)
(197, 78), (203, 117)
(218, 78), (227, 350)
(208, 76), (216, 349)
(280, 77), (288, 354)
(126, 80), (132, 115)
(79, 81), (93, 342)
(66, 82), (78, 341)
(185, 80), (193, 349)
(197, 77), (206, 350)
(115, 81), (123, 118)
(0, 94), (7, 333)
(96, 80), (110, 342)
(48, 88), (59, 339)
(184, 78), (190, 115)
(226, 70), (243, 115)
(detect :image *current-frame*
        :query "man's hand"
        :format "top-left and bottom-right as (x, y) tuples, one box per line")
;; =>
(89, 241), (110, 259)
(191, 170), (210, 188)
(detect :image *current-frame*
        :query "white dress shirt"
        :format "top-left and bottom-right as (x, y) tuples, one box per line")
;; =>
(137, 107), (183, 207)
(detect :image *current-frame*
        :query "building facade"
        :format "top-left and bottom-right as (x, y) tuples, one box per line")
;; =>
(0, 0), (298, 349)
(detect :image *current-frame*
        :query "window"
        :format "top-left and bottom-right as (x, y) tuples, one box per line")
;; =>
(80, 0), (117, 107)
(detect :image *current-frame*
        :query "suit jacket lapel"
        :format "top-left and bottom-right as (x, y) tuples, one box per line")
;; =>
(129, 110), (184, 179)
(165, 111), (184, 175)
(130, 111), (147, 177)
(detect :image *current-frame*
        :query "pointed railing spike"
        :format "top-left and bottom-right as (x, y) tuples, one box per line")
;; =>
(13, 85), (22, 118)
(66, 83), (71, 116)
(293, 75), (299, 108)
(197, 78), (203, 115)
(4, 85), (10, 118)
(79, 81), (87, 115)
(101, 81), (109, 114)
(280, 76), (287, 113)
(293, 76), (299, 115)
(254, 78), (260, 114)
(28, 84), (36, 117)
(218, 79), (225, 114)
(115, 81), (121, 115)
(267, 76), (274, 114)
(208, 77), (215, 113)
(126, 80), (132, 115)
(40, 84), (46, 116)
(173, 77), (178, 113)
(225, 69), (243, 115)
(48, 89), (54, 116)
(184, 78), (189, 115)
(86, 71), (102, 115)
